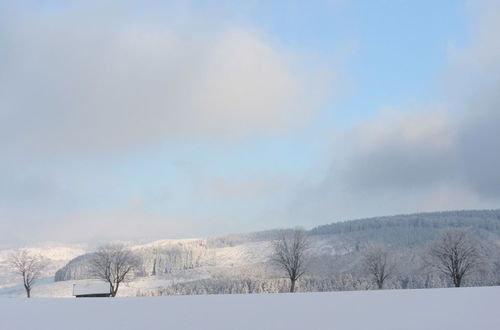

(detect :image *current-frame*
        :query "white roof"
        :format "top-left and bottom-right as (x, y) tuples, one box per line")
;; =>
(73, 282), (110, 295)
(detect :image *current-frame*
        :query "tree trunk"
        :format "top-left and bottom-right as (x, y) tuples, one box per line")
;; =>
(23, 274), (30, 298)
(109, 282), (116, 297)
(290, 279), (296, 293)
(152, 258), (156, 276)
(111, 282), (119, 297)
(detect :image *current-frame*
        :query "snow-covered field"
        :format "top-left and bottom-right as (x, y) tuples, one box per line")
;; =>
(0, 268), (211, 297)
(1, 286), (498, 330)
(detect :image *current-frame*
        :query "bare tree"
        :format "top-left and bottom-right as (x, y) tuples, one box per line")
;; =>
(8, 249), (47, 298)
(428, 229), (482, 287)
(89, 244), (139, 297)
(361, 245), (396, 289)
(271, 229), (310, 293)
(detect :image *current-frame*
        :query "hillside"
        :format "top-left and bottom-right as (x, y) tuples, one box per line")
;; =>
(0, 243), (87, 291)
(311, 209), (500, 243)
(1, 209), (500, 297)
(1, 287), (498, 330)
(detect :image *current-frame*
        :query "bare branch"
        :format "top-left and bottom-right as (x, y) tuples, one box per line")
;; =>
(427, 229), (483, 287)
(8, 249), (47, 298)
(361, 245), (397, 289)
(270, 229), (310, 292)
(88, 244), (140, 297)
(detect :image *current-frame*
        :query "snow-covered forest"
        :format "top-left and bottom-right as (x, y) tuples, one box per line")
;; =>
(4, 209), (492, 297)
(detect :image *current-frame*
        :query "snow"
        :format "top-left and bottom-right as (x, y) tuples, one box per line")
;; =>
(73, 282), (110, 296)
(0, 286), (498, 330)
(0, 243), (87, 289)
(132, 238), (203, 249)
(0, 268), (211, 298)
(214, 241), (271, 267)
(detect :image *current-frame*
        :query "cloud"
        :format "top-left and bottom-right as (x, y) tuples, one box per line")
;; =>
(291, 0), (500, 223)
(447, 0), (500, 199)
(342, 108), (455, 193)
(3, 0), (500, 245)
(455, 93), (500, 198)
(199, 175), (291, 198)
(0, 206), (200, 245)
(0, 1), (327, 156)
(0, 1), (337, 245)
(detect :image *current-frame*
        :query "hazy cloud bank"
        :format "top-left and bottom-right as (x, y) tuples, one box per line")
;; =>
(292, 0), (500, 222)
(0, 1), (329, 156)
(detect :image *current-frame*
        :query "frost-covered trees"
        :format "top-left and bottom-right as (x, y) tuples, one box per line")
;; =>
(56, 240), (213, 281)
(427, 229), (483, 287)
(50, 209), (500, 294)
(136, 242), (212, 276)
(361, 246), (396, 289)
(8, 249), (47, 298)
(89, 244), (139, 297)
(271, 229), (310, 292)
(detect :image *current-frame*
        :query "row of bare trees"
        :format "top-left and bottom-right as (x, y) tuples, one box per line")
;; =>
(272, 228), (485, 292)
(8, 228), (485, 297)
(8, 244), (139, 298)
(361, 229), (484, 289)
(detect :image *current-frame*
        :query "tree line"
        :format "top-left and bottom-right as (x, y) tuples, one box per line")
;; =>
(272, 228), (487, 292)
(7, 225), (495, 297)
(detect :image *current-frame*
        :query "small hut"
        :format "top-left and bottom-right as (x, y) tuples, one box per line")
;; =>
(73, 282), (111, 298)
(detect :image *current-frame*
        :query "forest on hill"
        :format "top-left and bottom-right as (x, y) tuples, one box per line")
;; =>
(51, 210), (500, 296)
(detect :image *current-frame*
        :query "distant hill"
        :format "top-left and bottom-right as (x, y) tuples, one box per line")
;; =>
(312, 209), (500, 234)
(309, 209), (500, 246)
(2, 209), (500, 297)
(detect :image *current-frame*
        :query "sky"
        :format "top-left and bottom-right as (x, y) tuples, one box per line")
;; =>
(1, 0), (499, 246)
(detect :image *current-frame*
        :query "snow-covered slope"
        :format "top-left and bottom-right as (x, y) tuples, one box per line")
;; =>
(1, 286), (498, 330)
(0, 243), (87, 290)
(2, 209), (500, 297)
(0, 237), (275, 297)
(1, 269), (211, 298)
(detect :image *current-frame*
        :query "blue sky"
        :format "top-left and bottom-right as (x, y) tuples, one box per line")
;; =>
(1, 0), (499, 245)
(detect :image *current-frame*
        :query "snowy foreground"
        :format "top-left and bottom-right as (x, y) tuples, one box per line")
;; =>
(1, 287), (498, 330)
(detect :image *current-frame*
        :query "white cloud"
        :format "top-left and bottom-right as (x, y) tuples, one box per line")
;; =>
(0, 2), (327, 155)
(290, 0), (500, 223)
(0, 1), (339, 244)
(352, 108), (454, 154)
(199, 175), (291, 199)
